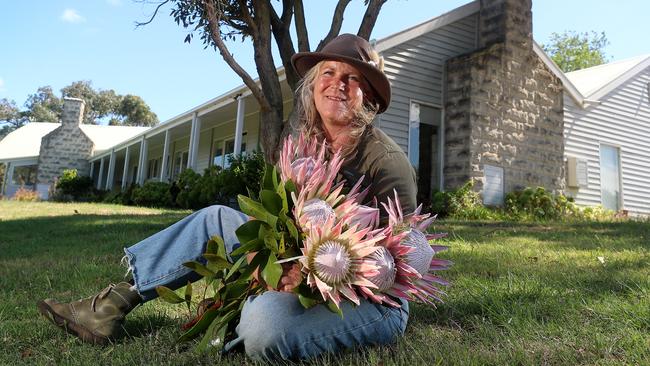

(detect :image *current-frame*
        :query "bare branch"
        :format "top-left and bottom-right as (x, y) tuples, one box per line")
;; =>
(270, 2), (299, 90)
(134, 0), (170, 27)
(202, 0), (269, 110)
(293, 0), (310, 52)
(316, 0), (351, 51)
(357, 0), (387, 40)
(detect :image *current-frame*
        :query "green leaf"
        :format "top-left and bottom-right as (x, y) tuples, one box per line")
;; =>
(197, 318), (228, 353)
(235, 220), (263, 244)
(230, 238), (263, 257)
(262, 162), (276, 191)
(261, 253), (282, 289)
(272, 166), (279, 189)
(237, 196), (278, 228)
(276, 180), (289, 212)
(155, 286), (184, 304)
(177, 308), (219, 343)
(298, 294), (319, 309)
(184, 281), (193, 312)
(261, 224), (278, 252)
(326, 300), (344, 318)
(183, 261), (216, 278)
(260, 189), (282, 216)
(224, 282), (249, 301)
(278, 234), (286, 255)
(206, 236), (225, 257)
(224, 255), (248, 281)
(202, 254), (232, 270)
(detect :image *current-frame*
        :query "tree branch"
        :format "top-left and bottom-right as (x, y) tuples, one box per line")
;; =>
(270, 2), (299, 90)
(316, 0), (351, 51)
(357, 0), (387, 40)
(134, 0), (170, 27)
(236, 0), (258, 38)
(202, 0), (269, 110)
(293, 0), (310, 52)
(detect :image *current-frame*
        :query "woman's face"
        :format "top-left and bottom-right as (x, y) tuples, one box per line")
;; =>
(313, 60), (367, 131)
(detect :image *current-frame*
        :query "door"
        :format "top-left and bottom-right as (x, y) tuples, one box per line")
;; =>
(599, 144), (621, 211)
(408, 103), (442, 209)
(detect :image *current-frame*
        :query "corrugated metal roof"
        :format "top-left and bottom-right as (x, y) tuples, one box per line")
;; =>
(79, 124), (148, 153)
(0, 122), (149, 161)
(0, 122), (60, 160)
(565, 54), (650, 97)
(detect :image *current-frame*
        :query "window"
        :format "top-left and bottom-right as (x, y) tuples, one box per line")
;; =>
(173, 151), (189, 177)
(483, 165), (504, 206)
(12, 165), (38, 186)
(213, 133), (247, 169)
(147, 158), (160, 179)
(599, 145), (622, 211)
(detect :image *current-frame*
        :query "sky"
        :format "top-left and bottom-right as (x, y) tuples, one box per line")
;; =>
(1, 0), (649, 123)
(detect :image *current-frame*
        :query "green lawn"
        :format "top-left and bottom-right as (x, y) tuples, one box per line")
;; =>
(1, 201), (648, 365)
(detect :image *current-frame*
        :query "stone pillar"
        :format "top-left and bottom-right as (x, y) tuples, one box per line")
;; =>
(106, 150), (116, 190)
(160, 130), (170, 182)
(443, 0), (565, 197)
(122, 145), (131, 189)
(97, 157), (105, 190)
(234, 96), (246, 155)
(188, 113), (201, 171)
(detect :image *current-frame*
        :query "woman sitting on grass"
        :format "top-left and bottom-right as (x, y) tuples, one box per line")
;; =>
(38, 34), (417, 361)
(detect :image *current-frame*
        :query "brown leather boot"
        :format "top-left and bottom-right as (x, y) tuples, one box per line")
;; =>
(37, 282), (142, 345)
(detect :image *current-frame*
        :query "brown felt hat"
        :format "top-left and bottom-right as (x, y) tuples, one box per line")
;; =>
(291, 33), (391, 114)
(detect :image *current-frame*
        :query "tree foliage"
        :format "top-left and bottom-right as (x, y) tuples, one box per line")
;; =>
(0, 81), (159, 139)
(542, 31), (610, 72)
(138, 0), (387, 161)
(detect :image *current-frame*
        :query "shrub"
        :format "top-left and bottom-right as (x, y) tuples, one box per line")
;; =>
(505, 186), (579, 221)
(13, 187), (40, 202)
(175, 152), (265, 210)
(131, 181), (174, 207)
(431, 181), (498, 220)
(55, 169), (94, 200)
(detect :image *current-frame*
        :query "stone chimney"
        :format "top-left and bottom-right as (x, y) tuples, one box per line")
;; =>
(477, 0), (532, 51)
(443, 0), (565, 199)
(36, 97), (93, 198)
(62, 97), (85, 127)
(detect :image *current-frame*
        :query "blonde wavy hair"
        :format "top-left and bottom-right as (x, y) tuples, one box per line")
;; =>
(294, 60), (380, 160)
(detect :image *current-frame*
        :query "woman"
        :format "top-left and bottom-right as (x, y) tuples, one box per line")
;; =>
(38, 34), (417, 361)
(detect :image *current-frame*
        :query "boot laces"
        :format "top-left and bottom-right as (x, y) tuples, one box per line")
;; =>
(91, 284), (116, 312)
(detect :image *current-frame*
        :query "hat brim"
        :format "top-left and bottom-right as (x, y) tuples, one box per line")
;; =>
(291, 51), (391, 114)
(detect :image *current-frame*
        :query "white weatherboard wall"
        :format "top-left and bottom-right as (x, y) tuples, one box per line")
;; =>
(378, 13), (478, 151)
(563, 67), (650, 215)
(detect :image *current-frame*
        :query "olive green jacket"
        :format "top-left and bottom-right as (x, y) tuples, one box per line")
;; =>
(340, 126), (417, 218)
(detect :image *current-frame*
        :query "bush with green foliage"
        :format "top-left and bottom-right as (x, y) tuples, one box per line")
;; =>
(131, 181), (174, 207)
(55, 169), (94, 200)
(505, 186), (579, 221)
(175, 151), (265, 210)
(431, 181), (500, 220)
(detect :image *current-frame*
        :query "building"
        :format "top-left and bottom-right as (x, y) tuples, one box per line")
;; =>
(1, 0), (648, 215)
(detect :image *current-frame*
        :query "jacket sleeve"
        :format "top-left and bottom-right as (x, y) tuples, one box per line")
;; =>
(370, 151), (418, 217)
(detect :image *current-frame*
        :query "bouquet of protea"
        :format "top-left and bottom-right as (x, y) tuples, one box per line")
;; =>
(156, 135), (451, 352)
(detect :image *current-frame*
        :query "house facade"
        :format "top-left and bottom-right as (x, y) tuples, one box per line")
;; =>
(1, 0), (649, 215)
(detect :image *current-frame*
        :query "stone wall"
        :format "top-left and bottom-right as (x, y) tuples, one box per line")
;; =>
(444, 0), (565, 196)
(37, 98), (93, 187)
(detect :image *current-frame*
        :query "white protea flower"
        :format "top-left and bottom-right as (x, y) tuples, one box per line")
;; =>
(367, 246), (397, 292)
(300, 198), (336, 228)
(299, 218), (385, 310)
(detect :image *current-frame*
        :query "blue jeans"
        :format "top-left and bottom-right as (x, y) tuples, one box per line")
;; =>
(124, 205), (409, 361)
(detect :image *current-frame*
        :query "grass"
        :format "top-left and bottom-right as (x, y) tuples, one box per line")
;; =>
(1, 201), (648, 365)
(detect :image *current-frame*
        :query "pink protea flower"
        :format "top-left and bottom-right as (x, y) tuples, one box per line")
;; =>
(299, 218), (385, 309)
(359, 190), (451, 307)
(278, 134), (342, 191)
